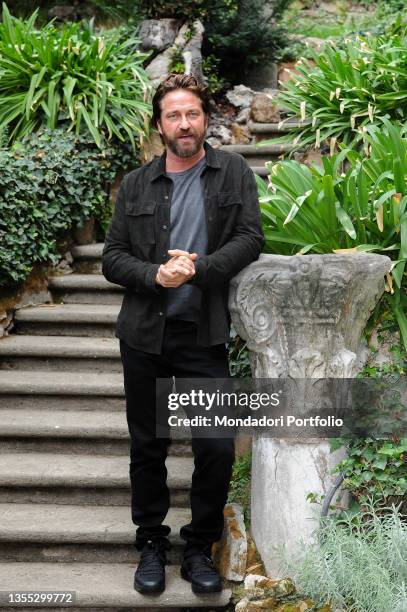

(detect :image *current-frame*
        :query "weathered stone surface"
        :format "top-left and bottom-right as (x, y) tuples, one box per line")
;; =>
(246, 532), (264, 572)
(251, 93), (280, 123)
(139, 19), (180, 52)
(236, 107), (251, 124)
(207, 124), (233, 145)
(226, 85), (254, 109)
(231, 123), (251, 145)
(206, 136), (222, 148)
(229, 253), (391, 577)
(145, 20), (205, 85)
(145, 46), (173, 82)
(213, 503), (247, 581)
(180, 20), (205, 83)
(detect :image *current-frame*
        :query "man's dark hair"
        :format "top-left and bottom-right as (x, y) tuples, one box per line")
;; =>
(151, 74), (211, 129)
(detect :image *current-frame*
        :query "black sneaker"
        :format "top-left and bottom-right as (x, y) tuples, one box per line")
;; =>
(134, 538), (169, 594)
(180, 546), (222, 594)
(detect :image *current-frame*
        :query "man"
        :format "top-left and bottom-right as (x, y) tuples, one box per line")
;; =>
(102, 74), (264, 595)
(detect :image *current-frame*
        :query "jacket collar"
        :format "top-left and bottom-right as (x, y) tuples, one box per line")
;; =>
(150, 140), (221, 182)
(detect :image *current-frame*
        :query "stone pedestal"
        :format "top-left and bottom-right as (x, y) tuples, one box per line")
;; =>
(229, 253), (391, 577)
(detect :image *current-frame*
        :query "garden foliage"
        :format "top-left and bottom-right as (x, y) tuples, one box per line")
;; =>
(0, 4), (152, 149)
(0, 130), (120, 287)
(269, 23), (407, 152)
(257, 119), (407, 349)
(281, 503), (407, 612)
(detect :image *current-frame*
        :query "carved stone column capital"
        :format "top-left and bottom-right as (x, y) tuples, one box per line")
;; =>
(229, 253), (391, 378)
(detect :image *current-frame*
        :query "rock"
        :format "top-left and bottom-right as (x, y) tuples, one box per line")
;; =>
(145, 20), (205, 85)
(236, 107), (251, 124)
(246, 562), (265, 575)
(207, 124), (233, 145)
(0, 310), (13, 337)
(275, 601), (315, 612)
(246, 532), (264, 571)
(245, 575), (296, 597)
(179, 20), (206, 84)
(236, 595), (278, 610)
(250, 93), (280, 123)
(231, 123), (251, 145)
(54, 251), (74, 275)
(206, 136), (222, 148)
(212, 503), (247, 581)
(145, 46), (174, 83)
(139, 19), (180, 52)
(226, 85), (254, 109)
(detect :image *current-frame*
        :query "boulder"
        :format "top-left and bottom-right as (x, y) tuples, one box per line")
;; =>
(207, 124), (233, 145)
(250, 93), (280, 123)
(231, 123), (251, 145)
(212, 503), (247, 581)
(139, 19), (180, 52)
(226, 85), (254, 109)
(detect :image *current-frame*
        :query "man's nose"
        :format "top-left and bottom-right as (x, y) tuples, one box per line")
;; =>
(179, 116), (191, 129)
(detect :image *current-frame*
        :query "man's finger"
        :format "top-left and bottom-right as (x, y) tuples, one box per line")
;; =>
(168, 249), (198, 260)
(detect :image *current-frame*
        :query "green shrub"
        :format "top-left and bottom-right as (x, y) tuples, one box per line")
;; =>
(281, 503), (407, 611)
(204, 0), (292, 84)
(257, 119), (407, 348)
(269, 24), (407, 152)
(228, 450), (252, 524)
(334, 438), (407, 512)
(0, 129), (122, 287)
(0, 4), (152, 149)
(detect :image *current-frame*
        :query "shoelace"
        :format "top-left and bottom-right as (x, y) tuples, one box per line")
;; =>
(137, 543), (166, 576)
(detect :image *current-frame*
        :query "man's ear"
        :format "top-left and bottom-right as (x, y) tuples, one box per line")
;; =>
(157, 121), (163, 135)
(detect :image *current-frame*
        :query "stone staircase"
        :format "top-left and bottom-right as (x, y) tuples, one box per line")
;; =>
(220, 120), (304, 177)
(0, 243), (231, 610)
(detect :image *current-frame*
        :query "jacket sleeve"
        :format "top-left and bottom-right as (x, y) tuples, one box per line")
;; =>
(188, 166), (264, 289)
(101, 177), (160, 294)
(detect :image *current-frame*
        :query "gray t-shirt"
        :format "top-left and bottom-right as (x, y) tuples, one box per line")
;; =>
(165, 156), (208, 321)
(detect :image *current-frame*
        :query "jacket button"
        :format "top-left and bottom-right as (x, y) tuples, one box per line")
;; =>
(162, 225), (167, 230)
(159, 312), (163, 316)
(165, 196), (168, 200)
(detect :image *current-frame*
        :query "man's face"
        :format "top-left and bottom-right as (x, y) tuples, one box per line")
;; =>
(157, 89), (208, 158)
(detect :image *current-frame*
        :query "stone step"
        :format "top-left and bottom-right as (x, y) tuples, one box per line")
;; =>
(220, 143), (293, 165)
(248, 119), (309, 143)
(0, 395), (124, 411)
(251, 166), (269, 177)
(0, 408), (192, 456)
(0, 370), (124, 396)
(0, 335), (122, 372)
(0, 503), (192, 563)
(13, 304), (119, 337)
(71, 243), (104, 274)
(248, 120), (306, 134)
(48, 274), (124, 305)
(0, 562), (231, 609)
(0, 453), (193, 507)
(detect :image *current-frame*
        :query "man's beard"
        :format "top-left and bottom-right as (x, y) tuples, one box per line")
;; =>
(162, 129), (206, 158)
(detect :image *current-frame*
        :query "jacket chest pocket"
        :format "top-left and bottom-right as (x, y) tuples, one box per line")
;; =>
(218, 191), (242, 212)
(125, 200), (156, 244)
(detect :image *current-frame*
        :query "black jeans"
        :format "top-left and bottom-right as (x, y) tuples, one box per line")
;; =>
(119, 318), (235, 552)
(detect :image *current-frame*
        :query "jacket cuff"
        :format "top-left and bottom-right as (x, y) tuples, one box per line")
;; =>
(187, 257), (207, 286)
(145, 263), (161, 293)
